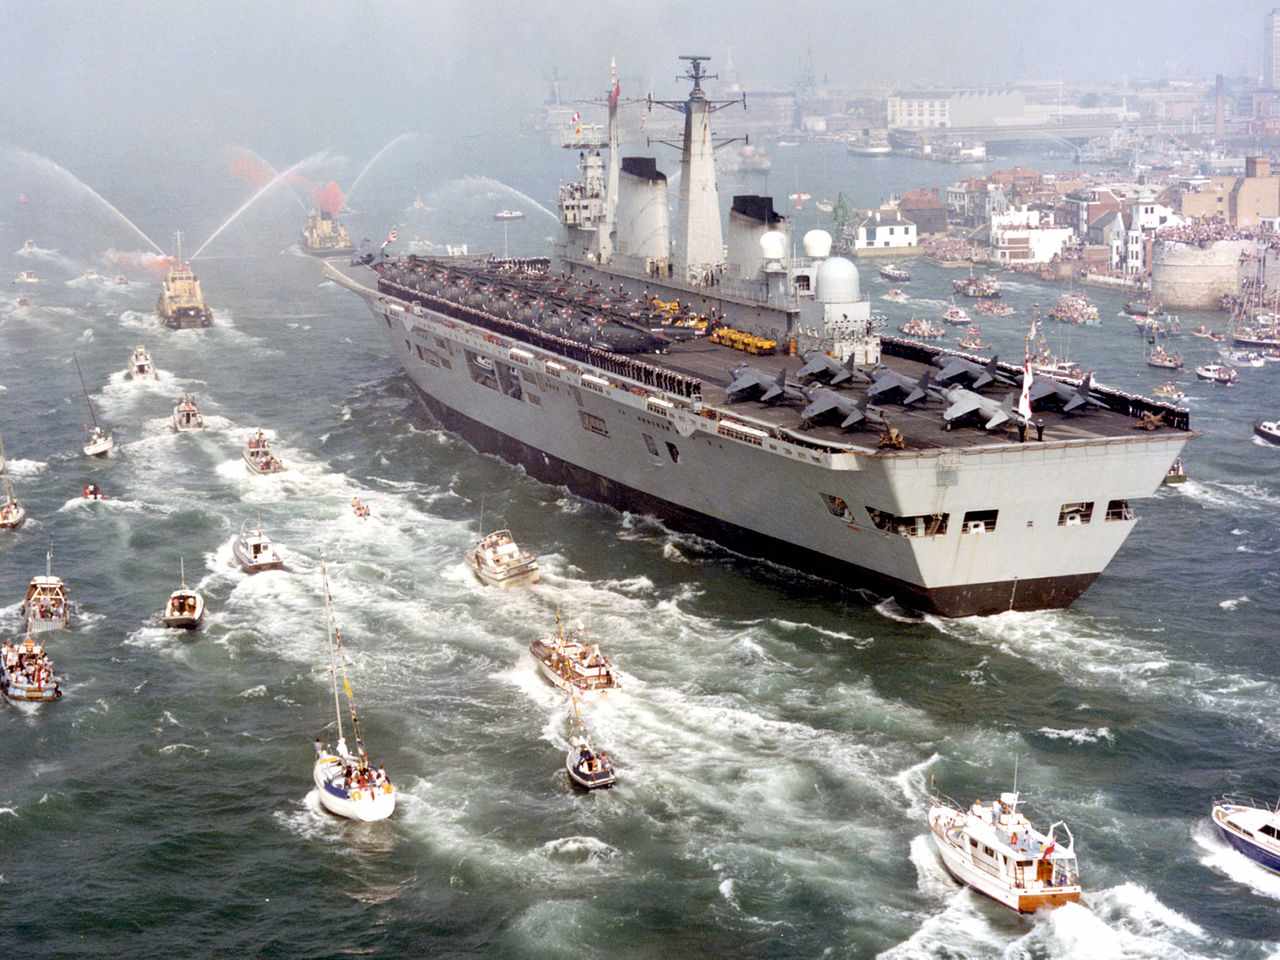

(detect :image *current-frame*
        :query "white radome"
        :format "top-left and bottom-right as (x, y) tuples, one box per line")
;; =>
(802, 229), (832, 259)
(759, 230), (787, 261)
(817, 256), (860, 304)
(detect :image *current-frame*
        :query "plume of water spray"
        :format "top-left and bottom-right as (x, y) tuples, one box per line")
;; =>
(459, 176), (559, 222)
(192, 150), (330, 260)
(347, 132), (417, 202)
(5, 148), (164, 254)
(228, 146), (308, 211)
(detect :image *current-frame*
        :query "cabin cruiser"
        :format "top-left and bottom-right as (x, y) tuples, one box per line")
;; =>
(233, 521), (284, 573)
(1229, 350), (1266, 368)
(493, 209), (525, 221)
(21, 549), (69, 633)
(162, 559), (204, 630)
(312, 560), (395, 821)
(12, 271), (39, 284)
(81, 482), (107, 501)
(879, 264), (911, 283)
(1196, 363), (1238, 385)
(529, 616), (620, 698)
(466, 529), (540, 587)
(942, 303), (971, 326)
(1146, 346), (1183, 370)
(566, 735), (616, 790)
(882, 288), (910, 303)
(125, 344), (157, 380)
(1153, 382), (1185, 402)
(0, 630), (62, 704)
(171, 393), (204, 432)
(243, 430), (286, 474)
(1212, 796), (1280, 874)
(1254, 420), (1280, 445)
(928, 789), (1082, 913)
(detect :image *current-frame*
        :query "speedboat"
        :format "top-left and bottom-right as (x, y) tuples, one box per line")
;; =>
(233, 521), (284, 573)
(466, 529), (540, 587)
(1196, 363), (1238, 385)
(565, 735), (616, 790)
(1212, 796), (1280, 873)
(0, 629), (62, 704)
(879, 264), (911, 283)
(161, 558), (204, 630)
(125, 344), (157, 380)
(171, 393), (205, 432)
(81, 482), (107, 501)
(21, 548), (69, 633)
(529, 615), (620, 698)
(1255, 420), (1280, 445)
(494, 209), (525, 221)
(928, 789), (1082, 913)
(12, 271), (39, 284)
(312, 560), (396, 822)
(882, 288), (910, 303)
(243, 430), (286, 474)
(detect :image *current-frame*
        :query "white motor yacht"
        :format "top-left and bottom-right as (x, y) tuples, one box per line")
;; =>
(243, 430), (286, 474)
(171, 393), (205, 432)
(1254, 420), (1280, 445)
(125, 344), (157, 380)
(1195, 363), (1238, 385)
(1212, 796), (1280, 874)
(927, 789), (1082, 913)
(529, 614), (620, 698)
(466, 529), (540, 587)
(233, 521), (284, 573)
(21, 548), (70, 633)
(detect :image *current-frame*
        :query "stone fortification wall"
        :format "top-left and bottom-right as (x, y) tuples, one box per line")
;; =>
(1150, 239), (1250, 309)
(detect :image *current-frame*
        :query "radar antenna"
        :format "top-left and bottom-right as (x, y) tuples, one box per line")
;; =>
(647, 54), (747, 152)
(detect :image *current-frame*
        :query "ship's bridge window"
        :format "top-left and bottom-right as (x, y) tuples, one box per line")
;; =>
(1057, 501), (1094, 527)
(1105, 499), (1134, 522)
(866, 507), (949, 538)
(580, 412), (609, 438)
(962, 510), (998, 534)
(793, 274), (811, 292)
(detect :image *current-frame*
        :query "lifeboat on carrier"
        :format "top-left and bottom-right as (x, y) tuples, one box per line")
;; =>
(243, 430), (286, 474)
(928, 789), (1082, 913)
(233, 521), (284, 573)
(162, 559), (204, 630)
(124, 344), (157, 380)
(0, 628), (62, 704)
(171, 393), (205, 432)
(529, 615), (620, 699)
(21, 548), (69, 633)
(466, 529), (540, 587)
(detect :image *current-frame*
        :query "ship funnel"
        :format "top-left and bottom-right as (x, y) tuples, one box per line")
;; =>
(614, 157), (670, 271)
(802, 229), (832, 259)
(760, 230), (787, 264)
(727, 196), (785, 279)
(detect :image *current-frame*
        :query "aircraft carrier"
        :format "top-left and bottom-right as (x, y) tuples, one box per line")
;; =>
(325, 57), (1193, 617)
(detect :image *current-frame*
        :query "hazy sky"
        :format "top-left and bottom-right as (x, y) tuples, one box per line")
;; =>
(0, 0), (1270, 161)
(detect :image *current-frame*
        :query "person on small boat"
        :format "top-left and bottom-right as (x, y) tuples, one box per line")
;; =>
(82, 482), (104, 499)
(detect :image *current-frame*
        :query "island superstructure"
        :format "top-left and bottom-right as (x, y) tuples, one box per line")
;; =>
(325, 57), (1192, 618)
(156, 232), (213, 329)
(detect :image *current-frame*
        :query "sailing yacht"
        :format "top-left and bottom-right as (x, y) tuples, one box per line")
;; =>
(162, 558), (205, 630)
(0, 433), (26, 531)
(74, 355), (114, 457)
(312, 560), (396, 822)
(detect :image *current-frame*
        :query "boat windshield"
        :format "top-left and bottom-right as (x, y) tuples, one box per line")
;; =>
(1052, 855), (1079, 887)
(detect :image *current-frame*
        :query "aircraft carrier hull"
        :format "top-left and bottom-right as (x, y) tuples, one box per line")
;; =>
(330, 261), (1189, 619)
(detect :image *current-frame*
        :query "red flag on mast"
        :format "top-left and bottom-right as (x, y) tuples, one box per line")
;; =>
(609, 79), (620, 109)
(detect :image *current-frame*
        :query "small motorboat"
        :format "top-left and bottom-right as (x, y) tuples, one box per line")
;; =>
(958, 334), (986, 350)
(1196, 363), (1238, 385)
(161, 558), (204, 630)
(1254, 420), (1280, 445)
(928, 788), (1082, 913)
(0, 629), (62, 704)
(1124, 299), (1161, 317)
(466, 529), (540, 587)
(565, 735), (616, 791)
(81, 482), (107, 501)
(879, 264), (911, 283)
(1190, 324), (1217, 340)
(1146, 346), (1183, 370)
(171, 393), (205, 432)
(1163, 458), (1188, 486)
(243, 430), (286, 474)
(312, 560), (396, 822)
(124, 344), (157, 380)
(233, 521), (284, 573)
(21, 548), (70, 633)
(12, 271), (40, 284)
(898, 318), (945, 340)
(942, 303), (971, 326)
(1153, 382), (1185, 402)
(351, 497), (371, 519)
(1212, 796), (1280, 874)
(493, 209), (525, 221)
(882, 288), (910, 303)
(75, 356), (114, 457)
(1229, 350), (1266, 368)
(529, 614), (620, 698)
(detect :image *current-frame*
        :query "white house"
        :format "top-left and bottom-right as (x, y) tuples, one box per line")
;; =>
(854, 208), (918, 252)
(988, 206), (1075, 265)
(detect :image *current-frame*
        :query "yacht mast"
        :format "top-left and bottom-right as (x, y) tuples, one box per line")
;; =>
(73, 355), (100, 429)
(321, 559), (345, 744)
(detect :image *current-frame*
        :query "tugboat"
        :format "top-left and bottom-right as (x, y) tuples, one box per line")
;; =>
(928, 787), (1082, 913)
(0, 628), (62, 704)
(879, 263), (911, 283)
(529, 613), (620, 698)
(156, 232), (214, 329)
(466, 529), (540, 587)
(74, 355), (114, 458)
(243, 430), (286, 474)
(494, 209), (525, 221)
(21, 548), (70, 633)
(232, 521), (284, 573)
(1146, 345), (1183, 370)
(0, 433), (26, 531)
(171, 393), (205, 432)
(300, 210), (355, 257)
(952, 268), (1000, 299)
(124, 344), (157, 380)
(1212, 796), (1280, 874)
(161, 558), (204, 630)
(1254, 420), (1280, 445)
(312, 560), (396, 822)
(1196, 363), (1238, 385)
